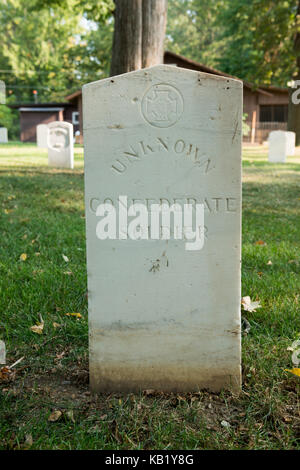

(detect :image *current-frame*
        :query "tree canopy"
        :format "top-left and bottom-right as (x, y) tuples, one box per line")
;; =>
(0, 0), (298, 107)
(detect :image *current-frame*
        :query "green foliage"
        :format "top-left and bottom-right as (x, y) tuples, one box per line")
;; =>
(166, 0), (228, 68)
(0, 0), (114, 103)
(0, 0), (297, 105)
(242, 114), (250, 137)
(0, 0), (83, 102)
(0, 105), (13, 129)
(167, 0), (298, 86)
(217, 0), (298, 86)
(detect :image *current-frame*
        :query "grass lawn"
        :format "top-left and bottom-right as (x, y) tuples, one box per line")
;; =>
(0, 143), (299, 450)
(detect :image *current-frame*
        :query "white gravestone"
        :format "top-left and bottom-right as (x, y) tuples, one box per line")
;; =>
(268, 130), (295, 163)
(0, 340), (5, 364)
(83, 65), (242, 393)
(36, 124), (48, 148)
(0, 127), (8, 143)
(47, 121), (74, 169)
(286, 131), (296, 156)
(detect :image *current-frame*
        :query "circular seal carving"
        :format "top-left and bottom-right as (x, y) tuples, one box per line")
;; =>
(141, 83), (183, 128)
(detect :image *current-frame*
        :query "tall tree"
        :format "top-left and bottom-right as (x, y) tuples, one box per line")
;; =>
(110, 0), (168, 76)
(288, 0), (300, 144)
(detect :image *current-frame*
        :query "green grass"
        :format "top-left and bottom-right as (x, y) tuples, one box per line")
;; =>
(0, 143), (299, 450)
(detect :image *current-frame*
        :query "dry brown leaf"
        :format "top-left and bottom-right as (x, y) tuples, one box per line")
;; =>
(65, 312), (82, 318)
(0, 366), (12, 382)
(255, 240), (266, 246)
(52, 322), (61, 329)
(241, 296), (262, 312)
(30, 322), (44, 334)
(48, 410), (62, 422)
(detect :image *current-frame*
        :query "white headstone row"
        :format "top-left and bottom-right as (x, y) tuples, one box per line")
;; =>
(268, 130), (296, 163)
(83, 65), (243, 393)
(0, 127), (8, 143)
(37, 121), (74, 169)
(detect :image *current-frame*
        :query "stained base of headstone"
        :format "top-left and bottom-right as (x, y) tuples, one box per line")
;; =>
(90, 369), (241, 394)
(90, 325), (241, 393)
(84, 65), (242, 394)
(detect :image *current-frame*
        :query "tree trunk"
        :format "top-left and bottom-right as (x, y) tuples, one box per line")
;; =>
(110, 0), (143, 77)
(110, 0), (168, 77)
(288, 1), (300, 145)
(142, 0), (167, 68)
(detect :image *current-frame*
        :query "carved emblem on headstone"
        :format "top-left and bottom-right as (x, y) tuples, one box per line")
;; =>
(141, 84), (183, 128)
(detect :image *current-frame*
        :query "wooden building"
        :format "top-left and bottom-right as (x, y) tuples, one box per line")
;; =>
(9, 102), (78, 143)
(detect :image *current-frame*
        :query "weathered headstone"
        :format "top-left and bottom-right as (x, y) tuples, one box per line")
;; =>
(0, 340), (5, 364)
(0, 127), (8, 143)
(83, 65), (242, 393)
(268, 130), (294, 163)
(36, 123), (48, 148)
(47, 121), (74, 169)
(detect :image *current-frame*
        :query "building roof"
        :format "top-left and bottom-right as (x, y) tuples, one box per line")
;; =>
(65, 90), (82, 101)
(8, 102), (73, 109)
(164, 51), (278, 96)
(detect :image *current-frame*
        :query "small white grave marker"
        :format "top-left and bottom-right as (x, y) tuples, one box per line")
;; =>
(268, 130), (295, 163)
(36, 124), (48, 148)
(0, 127), (8, 143)
(48, 121), (74, 169)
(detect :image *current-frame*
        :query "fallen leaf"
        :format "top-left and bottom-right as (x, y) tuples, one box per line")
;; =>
(66, 410), (75, 423)
(65, 313), (82, 318)
(0, 366), (12, 382)
(285, 368), (300, 377)
(22, 234), (27, 240)
(63, 271), (73, 276)
(52, 322), (61, 329)
(62, 254), (69, 262)
(20, 253), (27, 261)
(30, 322), (44, 334)
(255, 240), (267, 246)
(24, 434), (33, 448)
(267, 260), (273, 265)
(221, 420), (230, 428)
(35, 252), (40, 256)
(48, 410), (62, 422)
(241, 296), (262, 312)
